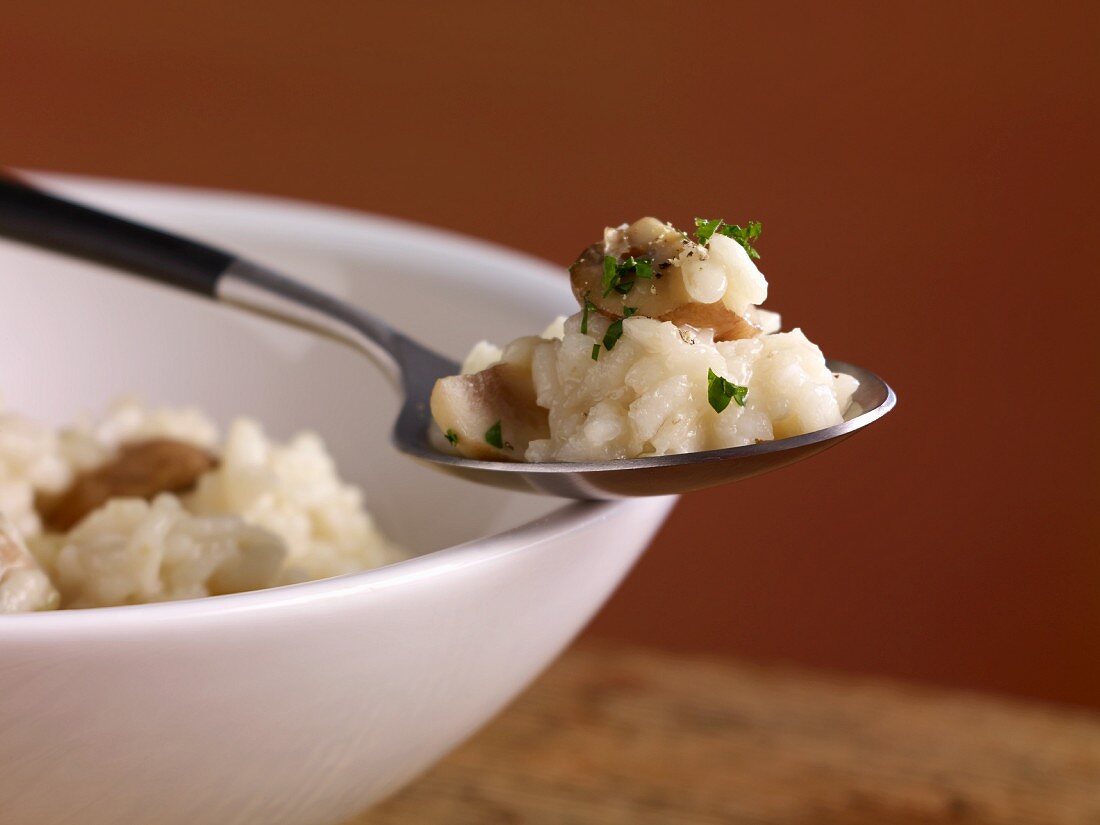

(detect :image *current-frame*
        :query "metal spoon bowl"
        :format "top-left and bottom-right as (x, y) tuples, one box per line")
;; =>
(395, 360), (894, 498)
(0, 176), (895, 500)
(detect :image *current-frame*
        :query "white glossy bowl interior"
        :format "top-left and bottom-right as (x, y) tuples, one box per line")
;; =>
(0, 175), (677, 825)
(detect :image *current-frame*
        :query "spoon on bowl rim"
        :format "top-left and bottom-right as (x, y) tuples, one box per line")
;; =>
(0, 174), (896, 500)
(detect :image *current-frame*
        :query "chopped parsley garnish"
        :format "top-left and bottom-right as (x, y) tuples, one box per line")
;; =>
(707, 368), (749, 413)
(601, 255), (618, 296)
(484, 420), (504, 448)
(444, 429), (459, 446)
(603, 321), (624, 351)
(601, 255), (654, 297)
(580, 295), (597, 335)
(722, 220), (763, 259)
(693, 218), (724, 246)
(693, 217), (763, 260)
(601, 306), (636, 352)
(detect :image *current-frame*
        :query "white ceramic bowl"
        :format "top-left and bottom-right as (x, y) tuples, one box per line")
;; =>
(0, 175), (677, 825)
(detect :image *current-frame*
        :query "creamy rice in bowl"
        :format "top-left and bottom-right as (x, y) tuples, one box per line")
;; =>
(0, 398), (397, 613)
(0, 175), (675, 825)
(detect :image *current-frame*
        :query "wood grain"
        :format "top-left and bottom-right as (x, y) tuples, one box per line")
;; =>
(356, 644), (1100, 824)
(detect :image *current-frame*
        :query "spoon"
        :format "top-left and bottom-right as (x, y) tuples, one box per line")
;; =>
(0, 175), (895, 499)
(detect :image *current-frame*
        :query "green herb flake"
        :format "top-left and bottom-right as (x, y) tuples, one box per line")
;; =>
(693, 217), (724, 245)
(693, 217), (764, 259)
(602, 255), (654, 297)
(580, 295), (597, 335)
(601, 255), (618, 296)
(602, 321), (625, 351)
(591, 343), (601, 361)
(611, 259), (634, 294)
(602, 307), (636, 352)
(484, 420), (504, 448)
(719, 220), (763, 260)
(707, 368), (749, 413)
(444, 429), (459, 446)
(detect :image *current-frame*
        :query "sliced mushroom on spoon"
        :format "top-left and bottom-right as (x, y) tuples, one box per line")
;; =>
(430, 336), (550, 461)
(569, 217), (778, 341)
(0, 176), (894, 500)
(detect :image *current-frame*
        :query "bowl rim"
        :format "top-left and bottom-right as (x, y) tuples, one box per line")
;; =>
(0, 173), (662, 632)
(0, 497), (664, 633)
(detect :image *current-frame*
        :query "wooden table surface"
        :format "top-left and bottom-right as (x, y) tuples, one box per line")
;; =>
(353, 643), (1100, 825)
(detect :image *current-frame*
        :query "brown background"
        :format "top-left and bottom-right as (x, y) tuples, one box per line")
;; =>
(3, 3), (1097, 706)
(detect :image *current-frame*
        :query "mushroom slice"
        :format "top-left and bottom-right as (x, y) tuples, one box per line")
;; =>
(430, 336), (548, 461)
(569, 216), (767, 341)
(662, 301), (763, 340)
(37, 438), (217, 532)
(0, 514), (59, 612)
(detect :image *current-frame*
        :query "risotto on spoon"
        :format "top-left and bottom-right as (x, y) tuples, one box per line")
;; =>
(431, 217), (858, 462)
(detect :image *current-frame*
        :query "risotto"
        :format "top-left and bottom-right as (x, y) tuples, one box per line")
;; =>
(0, 399), (396, 613)
(431, 216), (858, 461)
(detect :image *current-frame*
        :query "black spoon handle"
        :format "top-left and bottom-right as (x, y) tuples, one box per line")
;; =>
(0, 173), (442, 384)
(0, 174), (233, 296)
